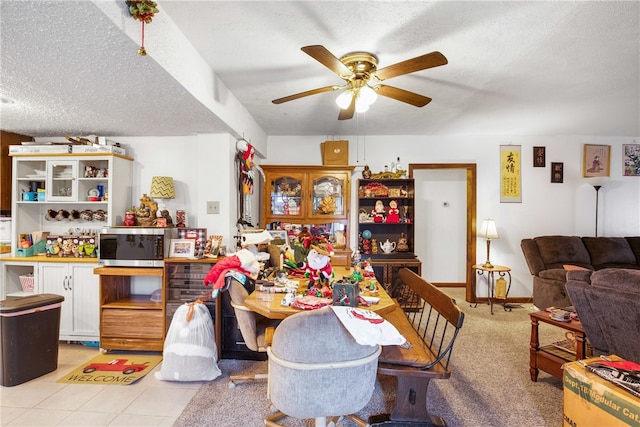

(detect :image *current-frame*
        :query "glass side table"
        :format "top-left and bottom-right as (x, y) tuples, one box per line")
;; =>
(472, 264), (512, 315)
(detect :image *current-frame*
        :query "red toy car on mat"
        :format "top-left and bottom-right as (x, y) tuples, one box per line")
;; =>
(82, 359), (150, 375)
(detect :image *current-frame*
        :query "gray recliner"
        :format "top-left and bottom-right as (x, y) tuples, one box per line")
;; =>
(265, 306), (381, 427)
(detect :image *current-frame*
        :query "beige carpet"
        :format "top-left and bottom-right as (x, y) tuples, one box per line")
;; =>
(175, 289), (566, 426)
(57, 353), (162, 385)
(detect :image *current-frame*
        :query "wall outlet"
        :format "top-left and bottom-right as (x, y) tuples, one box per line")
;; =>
(207, 201), (220, 214)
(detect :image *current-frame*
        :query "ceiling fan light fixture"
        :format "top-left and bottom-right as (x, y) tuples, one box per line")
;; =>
(359, 85), (377, 106)
(355, 98), (370, 113)
(335, 89), (353, 109)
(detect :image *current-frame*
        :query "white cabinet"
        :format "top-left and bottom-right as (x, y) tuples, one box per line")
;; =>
(39, 262), (100, 341)
(0, 261), (39, 299)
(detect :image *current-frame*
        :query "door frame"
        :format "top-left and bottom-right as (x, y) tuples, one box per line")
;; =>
(409, 163), (477, 303)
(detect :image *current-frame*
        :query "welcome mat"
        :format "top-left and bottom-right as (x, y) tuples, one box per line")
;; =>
(57, 353), (162, 385)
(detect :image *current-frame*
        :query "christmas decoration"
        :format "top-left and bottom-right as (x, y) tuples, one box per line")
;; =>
(126, 0), (159, 56)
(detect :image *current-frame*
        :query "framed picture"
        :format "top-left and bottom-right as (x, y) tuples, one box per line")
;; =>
(500, 145), (522, 203)
(623, 144), (640, 176)
(268, 230), (288, 247)
(533, 146), (546, 167)
(583, 144), (611, 177)
(177, 228), (207, 256)
(169, 239), (195, 258)
(551, 162), (564, 183)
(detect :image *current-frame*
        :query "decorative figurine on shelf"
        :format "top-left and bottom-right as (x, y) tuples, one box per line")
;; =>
(371, 238), (378, 254)
(302, 243), (335, 288)
(361, 238), (372, 254)
(386, 200), (400, 223)
(397, 233), (409, 252)
(362, 165), (372, 179)
(372, 200), (385, 223)
(379, 238), (396, 254)
(136, 194), (157, 227)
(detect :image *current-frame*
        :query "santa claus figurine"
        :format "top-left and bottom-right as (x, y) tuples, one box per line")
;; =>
(302, 243), (335, 288)
(386, 200), (400, 223)
(372, 200), (385, 223)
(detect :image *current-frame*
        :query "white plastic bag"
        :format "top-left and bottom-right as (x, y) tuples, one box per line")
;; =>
(155, 301), (222, 382)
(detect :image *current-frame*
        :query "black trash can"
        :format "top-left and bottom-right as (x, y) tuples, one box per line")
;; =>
(0, 293), (64, 386)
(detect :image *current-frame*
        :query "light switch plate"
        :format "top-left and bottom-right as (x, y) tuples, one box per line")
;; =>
(207, 201), (220, 214)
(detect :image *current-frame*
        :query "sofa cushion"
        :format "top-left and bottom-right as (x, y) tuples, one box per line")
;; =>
(582, 237), (637, 269)
(535, 236), (591, 268)
(589, 268), (640, 293)
(626, 237), (640, 265)
(538, 269), (569, 281)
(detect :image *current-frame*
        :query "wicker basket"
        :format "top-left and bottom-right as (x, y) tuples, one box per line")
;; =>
(19, 275), (35, 293)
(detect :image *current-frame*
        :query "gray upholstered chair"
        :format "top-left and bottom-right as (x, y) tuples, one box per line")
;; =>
(264, 306), (381, 427)
(227, 277), (280, 387)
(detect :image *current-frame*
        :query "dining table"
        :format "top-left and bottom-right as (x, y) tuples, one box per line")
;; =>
(243, 267), (398, 320)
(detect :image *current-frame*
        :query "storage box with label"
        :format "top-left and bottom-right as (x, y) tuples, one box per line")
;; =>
(320, 140), (349, 165)
(563, 357), (640, 427)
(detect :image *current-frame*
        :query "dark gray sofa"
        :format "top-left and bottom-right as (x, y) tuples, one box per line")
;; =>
(565, 268), (640, 363)
(521, 236), (640, 309)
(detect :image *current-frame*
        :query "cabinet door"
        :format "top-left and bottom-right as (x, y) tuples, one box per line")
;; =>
(265, 172), (305, 220)
(39, 263), (73, 335)
(68, 264), (100, 338)
(308, 172), (349, 219)
(46, 160), (77, 201)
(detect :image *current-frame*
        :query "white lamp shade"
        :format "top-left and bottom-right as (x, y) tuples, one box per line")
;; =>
(335, 90), (353, 109)
(149, 176), (175, 199)
(359, 85), (378, 106)
(479, 218), (499, 239)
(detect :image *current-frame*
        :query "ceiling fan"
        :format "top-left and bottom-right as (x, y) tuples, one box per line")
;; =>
(272, 45), (448, 120)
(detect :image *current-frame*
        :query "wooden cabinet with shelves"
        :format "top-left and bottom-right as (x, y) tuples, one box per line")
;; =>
(357, 178), (416, 258)
(261, 165), (353, 264)
(358, 178), (421, 296)
(95, 266), (165, 352)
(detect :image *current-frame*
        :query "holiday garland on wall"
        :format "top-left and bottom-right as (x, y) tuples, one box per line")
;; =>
(126, 0), (159, 56)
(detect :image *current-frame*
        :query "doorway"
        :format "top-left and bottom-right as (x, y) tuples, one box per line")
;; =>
(409, 163), (477, 303)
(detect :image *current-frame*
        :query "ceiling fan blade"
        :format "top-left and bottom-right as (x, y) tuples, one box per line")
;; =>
(374, 51), (448, 81)
(375, 85), (432, 107)
(272, 85), (341, 104)
(338, 96), (356, 120)
(301, 45), (355, 79)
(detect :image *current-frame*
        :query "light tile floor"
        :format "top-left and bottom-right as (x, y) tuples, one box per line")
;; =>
(1, 343), (203, 426)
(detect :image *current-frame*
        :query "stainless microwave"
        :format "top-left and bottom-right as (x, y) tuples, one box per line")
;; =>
(98, 227), (175, 267)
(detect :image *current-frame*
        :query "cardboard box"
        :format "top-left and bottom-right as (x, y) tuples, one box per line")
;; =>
(71, 144), (126, 155)
(563, 358), (640, 427)
(9, 144), (71, 154)
(321, 140), (349, 165)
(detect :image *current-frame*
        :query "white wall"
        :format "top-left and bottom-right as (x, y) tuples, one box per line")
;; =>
(116, 134), (243, 251)
(264, 135), (640, 298)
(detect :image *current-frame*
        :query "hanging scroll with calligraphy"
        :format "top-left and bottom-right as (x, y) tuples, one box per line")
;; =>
(500, 145), (522, 203)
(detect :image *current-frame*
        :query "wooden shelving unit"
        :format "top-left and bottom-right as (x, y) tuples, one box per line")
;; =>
(95, 266), (164, 352)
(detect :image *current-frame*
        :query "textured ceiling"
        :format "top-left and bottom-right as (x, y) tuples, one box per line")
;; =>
(1, 1), (638, 139)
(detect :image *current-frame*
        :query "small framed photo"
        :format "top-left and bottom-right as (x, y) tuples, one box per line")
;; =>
(623, 144), (640, 176)
(583, 144), (611, 177)
(169, 239), (195, 258)
(268, 230), (288, 247)
(533, 146), (546, 167)
(551, 162), (564, 183)
(177, 228), (207, 257)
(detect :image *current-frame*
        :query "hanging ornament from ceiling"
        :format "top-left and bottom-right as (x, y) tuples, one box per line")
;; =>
(126, 0), (159, 56)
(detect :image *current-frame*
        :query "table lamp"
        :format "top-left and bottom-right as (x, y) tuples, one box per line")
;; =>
(479, 218), (499, 268)
(149, 176), (175, 217)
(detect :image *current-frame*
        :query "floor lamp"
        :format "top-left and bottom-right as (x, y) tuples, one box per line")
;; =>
(479, 218), (499, 269)
(593, 185), (602, 237)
